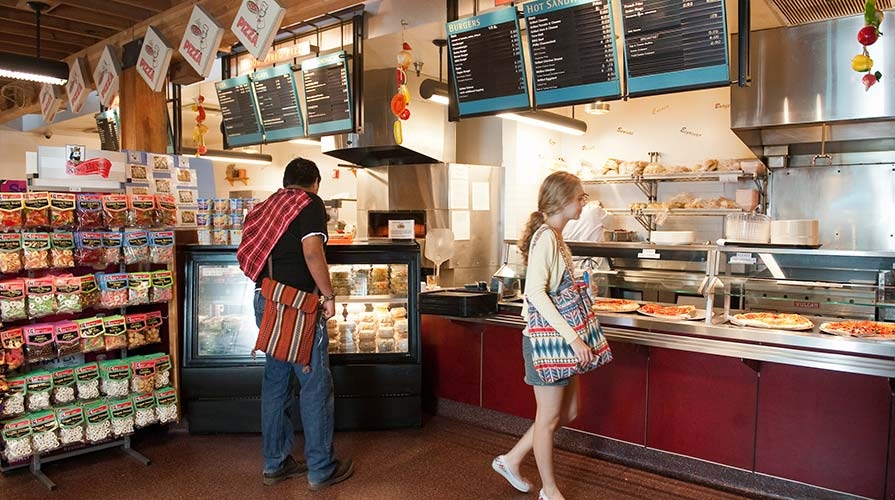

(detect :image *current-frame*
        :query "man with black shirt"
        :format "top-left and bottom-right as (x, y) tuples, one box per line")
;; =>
(237, 157), (353, 490)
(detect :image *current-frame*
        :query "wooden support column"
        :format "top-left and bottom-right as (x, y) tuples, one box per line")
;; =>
(119, 66), (168, 153)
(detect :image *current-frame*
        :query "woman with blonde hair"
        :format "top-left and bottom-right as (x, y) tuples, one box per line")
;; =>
(491, 171), (595, 500)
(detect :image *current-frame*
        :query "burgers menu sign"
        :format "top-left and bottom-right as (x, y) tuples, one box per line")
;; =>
(231, 0), (286, 61)
(93, 46), (121, 109)
(136, 26), (174, 92)
(39, 84), (63, 124)
(179, 5), (224, 78)
(66, 58), (90, 114)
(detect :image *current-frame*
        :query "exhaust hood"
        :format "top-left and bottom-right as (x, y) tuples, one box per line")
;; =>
(730, 12), (895, 161)
(322, 68), (455, 167)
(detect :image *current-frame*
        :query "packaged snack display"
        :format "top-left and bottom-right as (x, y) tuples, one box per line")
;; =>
(50, 232), (76, 268)
(30, 410), (61, 454)
(155, 195), (177, 227)
(109, 398), (135, 437)
(132, 392), (157, 428)
(25, 277), (56, 319)
(76, 317), (105, 353)
(24, 323), (56, 363)
(2, 328), (25, 371)
(100, 359), (130, 398)
(102, 315), (127, 350)
(0, 233), (23, 274)
(128, 195), (155, 228)
(150, 353), (171, 388)
(84, 401), (111, 443)
(150, 270), (173, 303)
(127, 272), (151, 306)
(0, 280), (27, 322)
(74, 362), (100, 400)
(51, 366), (76, 405)
(155, 386), (178, 424)
(130, 357), (156, 394)
(0, 192), (24, 232)
(49, 193), (77, 229)
(76, 194), (104, 229)
(145, 311), (163, 344)
(102, 231), (123, 265)
(80, 274), (100, 310)
(123, 230), (150, 265)
(2, 376), (26, 417)
(125, 313), (148, 348)
(102, 194), (128, 229)
(2, 416), (33, 461)
(149, 231), (174, 264)
(76, 232), (104, 266)
(23, 192), (50, 229)
(97, 273), (129, 309)
(22, 232), (51, 270)
(56, 406), (86, 445)
(25, 370), (52, 411)
(55, 276), (82, 314)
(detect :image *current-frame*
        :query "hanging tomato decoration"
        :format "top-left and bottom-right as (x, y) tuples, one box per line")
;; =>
(854, 0), (884, 91)
(392, 38), (412, 147)
(193, 94), (209, 155)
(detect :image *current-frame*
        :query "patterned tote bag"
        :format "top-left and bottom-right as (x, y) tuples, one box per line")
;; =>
(526, 226), (613, 383)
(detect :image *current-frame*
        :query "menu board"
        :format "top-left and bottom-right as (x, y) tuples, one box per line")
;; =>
(301, 51), (353, 137)
(523, 0), (621, 107)
(215, 75), (263, 147)
(621, 0), (730, 96)
(95, 109), (120, 152)
(447, 7), (530, 118)
(252, 65), (305, 142)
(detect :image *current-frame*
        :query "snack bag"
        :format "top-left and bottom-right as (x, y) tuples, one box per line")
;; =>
(123, 230), (150, 265)
(155, 386), (178, 424)
(84, 400), (111, 443)
(109, 397), (135, 437)
(49, 192), (76, 230)
(23, 192), (50, 229)
(1, 328), (25, 371)
(51, 365), (77, 405)
(128, 195), (155, 228)
(0, 279), (27, 322)
(132, 392), (157, 428)
(145, 311), (163, 344)
(101, 231), (123, 266)
(2, 375), (26, 417)
(97, 273), (129, 309)
(149, 231), (174, 264)
(128, 272), (151, 306)
(55, 276), (82, 315)
(76, 317), (105, 353)
(2, 416), (33, 461)
(102, 315), (127, 351)
(74, 362), (100, 400)
(150, 270), (174, 303)
(99, 359), (130, 398)
(0, 233), (23, 274)
(22, 232), (50, 270)
(25, 370), (52, 412)
(0, 192), (24, 232)
(25, 277), (56, 319)
(56, 406), (86, 445)
(102, 194), (128, 229)
(80, 274), (100, 310)
(50, 232), (76, 268)
(75, 231), (104, 266)
(76, 194), (104, 230)
(24, 323), (56, 363)
(125, 313), (148, 348)
(155, 194), (177, 228)
(29, 410), (61, 454)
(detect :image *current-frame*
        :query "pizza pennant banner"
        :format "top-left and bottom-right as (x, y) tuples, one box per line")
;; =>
(136, 26), (174, 92)
(231, 0), (286, 61)
(179, 5), (225, 78)
(66, 57), (91, 113)
(39, 84), (63, 124)
(93, 45), (122, 108)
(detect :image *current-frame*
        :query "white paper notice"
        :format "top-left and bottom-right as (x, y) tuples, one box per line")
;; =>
(472, 182), (490, 211)
(449, 164), (469, 181)
(451, 211), (470, 241)
(449, 179), (469, 210)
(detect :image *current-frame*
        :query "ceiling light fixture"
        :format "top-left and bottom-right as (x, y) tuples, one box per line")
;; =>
(419, 78), (449, 105)
(181, 147), (273, 165)
(497, 110), (587, 136)
(0, 2), (68, 86)
(584, 101), (611, 115)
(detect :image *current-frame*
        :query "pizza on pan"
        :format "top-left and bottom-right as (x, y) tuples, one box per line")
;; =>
(638, 303), (696, 317)
(730, 312), (813, 330)
(820, 320), (895, 338)
(592, 298), (640, 313)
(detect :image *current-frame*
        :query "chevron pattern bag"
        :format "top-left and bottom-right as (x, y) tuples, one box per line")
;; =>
(255, 277), (319, 367)
(527, 228), (612, 383)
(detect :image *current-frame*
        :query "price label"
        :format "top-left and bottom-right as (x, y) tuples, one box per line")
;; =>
(729, 252), (756, 264)
(637, 249), (661, 259)
(718, 173), (739, 183)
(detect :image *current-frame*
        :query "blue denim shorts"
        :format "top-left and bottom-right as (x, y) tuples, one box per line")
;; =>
(522, 335), (571, 387)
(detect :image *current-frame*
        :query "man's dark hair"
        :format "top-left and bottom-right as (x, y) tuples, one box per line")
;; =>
(283, 157), (321, 188)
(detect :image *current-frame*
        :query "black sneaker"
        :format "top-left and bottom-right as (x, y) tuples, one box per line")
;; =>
(263, 455), (308, 486)
(308, 458), (354, 491)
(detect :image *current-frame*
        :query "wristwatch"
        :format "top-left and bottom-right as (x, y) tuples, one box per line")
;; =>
(320, 294), (335, 303)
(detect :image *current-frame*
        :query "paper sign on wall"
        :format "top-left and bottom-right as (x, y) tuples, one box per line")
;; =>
(66, 58), (90, 113)
(136, 26), (174, 92)
(93, 46), (121, 108)
(231, 0), (286, 61)
(180, 5), (224, 78)
(39, 84), (62, 124)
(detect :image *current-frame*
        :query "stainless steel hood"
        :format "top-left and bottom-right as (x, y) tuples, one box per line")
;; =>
(730, 12), (895, 160)
(322, 68), (455, 167)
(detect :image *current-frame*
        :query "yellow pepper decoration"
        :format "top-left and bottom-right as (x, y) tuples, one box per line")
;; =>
(852, 53), (873, 72)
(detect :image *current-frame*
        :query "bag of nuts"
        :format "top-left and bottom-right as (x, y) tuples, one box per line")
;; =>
(130, 356), (156, 394)
(125, 313), (148, 349)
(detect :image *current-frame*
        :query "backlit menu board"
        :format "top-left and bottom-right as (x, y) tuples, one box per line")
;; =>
(95, 109), (120, 152)
(215, 75), (263, 147)
(252, 65), (305, 142)
(301, 51), (353, 137)
(621, 0), (730, 96)
(523, 0), (621, 107)
(447, 7), (530, 118)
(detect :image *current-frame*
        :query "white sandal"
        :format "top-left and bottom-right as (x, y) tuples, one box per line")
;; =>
(491, 455), (532, 493)
(538, 489), (550, 500)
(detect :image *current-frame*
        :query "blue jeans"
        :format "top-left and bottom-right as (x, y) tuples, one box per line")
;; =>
(254, 290), (337, 482)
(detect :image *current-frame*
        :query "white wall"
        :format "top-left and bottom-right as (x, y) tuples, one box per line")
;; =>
(0, 127), (100, 181)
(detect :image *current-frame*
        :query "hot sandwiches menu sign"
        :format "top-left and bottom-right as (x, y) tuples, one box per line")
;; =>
(66, 58), (90, 114)
(39, 84), (63, 124)
(231, 0), (286, 61)
(137, 26), (174, 92)
(180, 5), (224, 78)
(93, 46), (121, 108)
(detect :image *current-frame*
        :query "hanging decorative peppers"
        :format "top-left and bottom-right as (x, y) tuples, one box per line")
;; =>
(392, 39), (413, 144)
(853, 0), (883, 91)
(192, 95), (209, 155)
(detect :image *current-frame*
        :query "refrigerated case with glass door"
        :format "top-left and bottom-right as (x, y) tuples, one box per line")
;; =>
(179, 241), (422, 433)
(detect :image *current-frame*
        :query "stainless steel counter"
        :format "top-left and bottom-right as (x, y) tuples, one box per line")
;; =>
(445, 306), (895, 378)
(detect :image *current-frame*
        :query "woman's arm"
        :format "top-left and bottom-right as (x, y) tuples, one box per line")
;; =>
(524, 231), (580, 345)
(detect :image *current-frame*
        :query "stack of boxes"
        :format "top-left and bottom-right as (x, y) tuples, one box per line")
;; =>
(196, 198), (257, 245)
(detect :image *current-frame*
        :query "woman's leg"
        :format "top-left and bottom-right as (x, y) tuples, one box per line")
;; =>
(532, 381), (571, 500)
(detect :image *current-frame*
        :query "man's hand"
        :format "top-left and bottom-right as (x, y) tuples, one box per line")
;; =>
(322, 299), (336, 319)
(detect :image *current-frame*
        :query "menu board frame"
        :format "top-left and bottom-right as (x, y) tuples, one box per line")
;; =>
(447, 7), (531, 118)
(215, 75), (264, 147)
(621, 0), (731, 97)
(252, 64), (305, 142)
(301, 51), (354, 137)
(523, 0), (622, 107)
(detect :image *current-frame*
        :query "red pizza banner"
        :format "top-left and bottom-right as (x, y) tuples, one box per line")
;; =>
(93, 46), (121, 108)
(180, 5), (224, 78)
(136, 26), (174, 92)
(231, 0), (286, 61)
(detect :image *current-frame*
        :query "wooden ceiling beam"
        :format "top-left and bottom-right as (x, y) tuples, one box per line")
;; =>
(55, 0), (158, 22)
(0, 32), (87, 56)
(44, 4), (133, 32)
(0, 6), (114, 40)
(108, 0), (173, 13)
(0, 42), (69, 61)
(3, 19), (102, 48)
